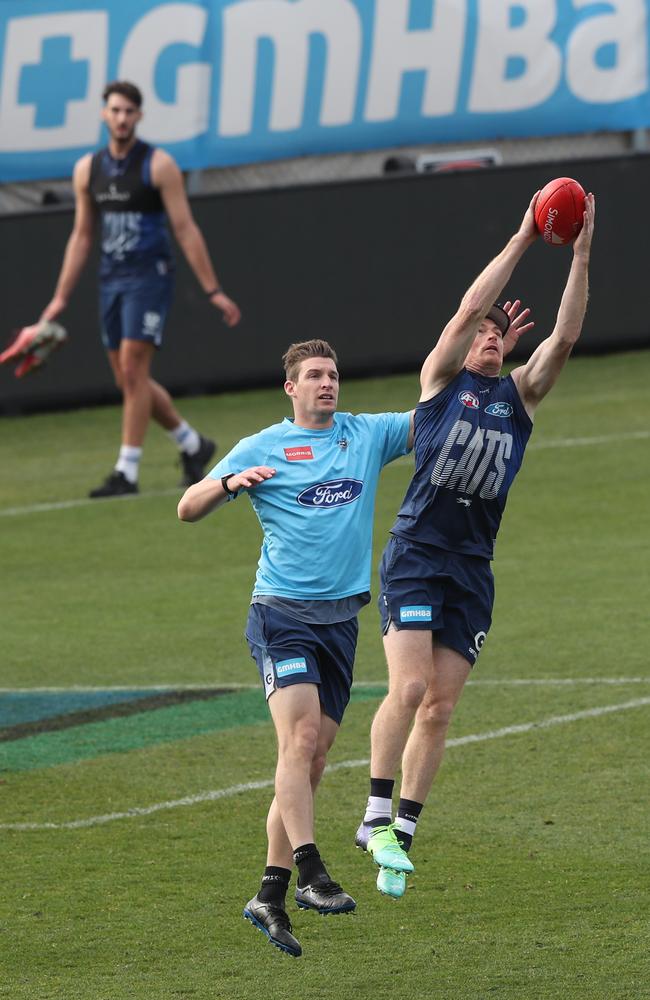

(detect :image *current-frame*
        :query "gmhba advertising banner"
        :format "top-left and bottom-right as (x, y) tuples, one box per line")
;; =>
(0, 0), (648, 181)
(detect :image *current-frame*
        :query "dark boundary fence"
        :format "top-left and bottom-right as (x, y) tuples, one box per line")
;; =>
(1, 153), (647, 415)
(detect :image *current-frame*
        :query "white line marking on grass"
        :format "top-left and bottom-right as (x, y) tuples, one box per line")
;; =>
(2, 430), (648, 518)
(1, 677), (649, 694)
(466, 677), (650, 687)
(528, 430), (650, 451)
(0, 684), (261, 693)
(0, 489), (179, 517)
(3, 695), (649, 832)
(384, 429), (650, 470)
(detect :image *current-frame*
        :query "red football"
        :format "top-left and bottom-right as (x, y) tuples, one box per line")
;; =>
(534, 177), (586, 246)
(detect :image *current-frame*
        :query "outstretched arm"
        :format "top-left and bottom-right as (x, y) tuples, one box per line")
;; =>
(40, 155), (96, 322)
(178, 466), (276, 522)
(419, 194), (539, 401)
(153, 150), (241, 327)
(511, 193), (595, 419)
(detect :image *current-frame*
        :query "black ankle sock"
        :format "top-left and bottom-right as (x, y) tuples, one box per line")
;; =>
(395, 798), (423, 852)
(257, 866), (291, 906)
(293, 843), (328, 888)
(370, 777), (395, 800)
(395, 829), (413, 851)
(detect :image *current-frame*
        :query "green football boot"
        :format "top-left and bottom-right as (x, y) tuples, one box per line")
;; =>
(366, 823), (414, 873)
(376, 866), (407, 899)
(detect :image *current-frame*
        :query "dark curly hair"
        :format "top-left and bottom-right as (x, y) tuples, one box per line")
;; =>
(102, 81), (143, 108)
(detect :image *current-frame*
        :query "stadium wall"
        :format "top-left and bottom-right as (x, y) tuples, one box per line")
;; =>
(1, 153), (647, 415)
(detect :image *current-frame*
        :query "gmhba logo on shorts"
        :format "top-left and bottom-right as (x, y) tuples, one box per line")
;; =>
(276, 658), (308, 677)
(297, 479), (363, 507)
(400, 605), (433, 622)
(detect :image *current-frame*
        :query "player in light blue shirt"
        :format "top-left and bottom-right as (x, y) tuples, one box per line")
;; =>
(178, 338), (412, 957)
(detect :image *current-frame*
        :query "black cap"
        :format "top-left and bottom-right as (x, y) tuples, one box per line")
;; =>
(486, 303), (510, 336)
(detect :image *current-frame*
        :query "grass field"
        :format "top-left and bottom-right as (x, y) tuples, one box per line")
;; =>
(1, 351), (649, 999)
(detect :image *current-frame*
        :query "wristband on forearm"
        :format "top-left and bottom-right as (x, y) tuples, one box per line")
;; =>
(221, 474), (238, 500)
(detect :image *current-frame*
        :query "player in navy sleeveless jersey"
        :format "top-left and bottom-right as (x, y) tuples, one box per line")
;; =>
(179, 339), (412, 956)
(38, 81), (241, 497)
(355, 190), (596, 900)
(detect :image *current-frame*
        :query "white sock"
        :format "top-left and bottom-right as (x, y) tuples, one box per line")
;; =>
(115, 445), (142, 484)
(169, 420), (200, 455)
(394, 816), (417, 838)
(363, 796), (392, 824)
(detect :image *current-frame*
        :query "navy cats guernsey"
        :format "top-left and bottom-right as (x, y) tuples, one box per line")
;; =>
(391, 368), (532, 559)
(89, 139), (172, 279)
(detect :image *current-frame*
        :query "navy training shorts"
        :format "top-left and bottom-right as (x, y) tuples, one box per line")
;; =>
(100, 262), (174, 351)
(245, 603), (358, 725)
(378, 534), (495, 667)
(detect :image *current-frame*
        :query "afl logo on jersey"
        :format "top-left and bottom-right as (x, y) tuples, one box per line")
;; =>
(458, 391), (480, 409)
(297, 479), (363, 508)
(485, 402), (513, 417)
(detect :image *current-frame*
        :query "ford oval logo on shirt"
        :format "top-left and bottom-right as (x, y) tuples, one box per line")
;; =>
(297, 479), (363, 508)
(485, 401), (513, 417)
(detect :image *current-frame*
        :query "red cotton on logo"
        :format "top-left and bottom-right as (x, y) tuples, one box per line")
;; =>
(284, 446), (314, 461)
(458, 391), (480, 409)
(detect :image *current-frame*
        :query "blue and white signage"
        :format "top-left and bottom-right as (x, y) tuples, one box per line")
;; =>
(0, 0), (649, 181)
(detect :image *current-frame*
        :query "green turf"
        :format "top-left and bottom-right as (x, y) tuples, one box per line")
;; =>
(1, 352), (649, 998)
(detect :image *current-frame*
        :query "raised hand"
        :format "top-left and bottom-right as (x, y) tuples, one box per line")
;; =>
(501, 299), (535, 358)
(229, 466), (276, 490)
(517, 191), (541, 245)
(573, 193), (595, 259)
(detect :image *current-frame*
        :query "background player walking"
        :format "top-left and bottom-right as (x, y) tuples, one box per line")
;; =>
(355, 190), (596, 899)
(38, 81), (241, 497)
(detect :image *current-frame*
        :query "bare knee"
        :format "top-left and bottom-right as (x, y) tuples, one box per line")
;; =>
(390, 676), (429, 712)
(417, 697), (456, 730)
(278, 721), (320, 765)
(119, 362), (148, 396)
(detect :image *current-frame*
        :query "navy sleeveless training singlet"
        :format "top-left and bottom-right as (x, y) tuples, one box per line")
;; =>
(89, 140), (173, 280)
(391, 369), (533, 559)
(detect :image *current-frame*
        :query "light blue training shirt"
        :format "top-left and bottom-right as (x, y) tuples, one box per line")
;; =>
(209, 411), (411, 601)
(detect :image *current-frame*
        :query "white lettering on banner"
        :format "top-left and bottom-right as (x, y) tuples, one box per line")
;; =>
(119, 4), (210, 142)
(365, 0), (465, 121)
(567, 0), (648, 103)
(219, 0), (361, 136)
(469, 0), (560, 113)
(0, 1), (648, 165)
(0, 12), (106, 152)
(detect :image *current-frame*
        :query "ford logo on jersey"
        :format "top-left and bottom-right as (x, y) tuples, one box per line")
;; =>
(485, 402), (513, 417)
(297, 479), (363, 507)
